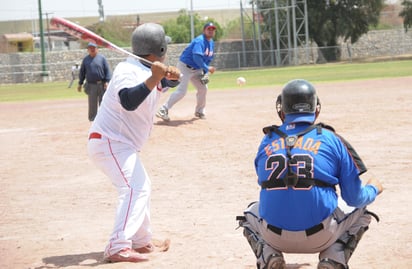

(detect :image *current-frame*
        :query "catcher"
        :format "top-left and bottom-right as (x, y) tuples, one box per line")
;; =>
(237, 79), (383, 269)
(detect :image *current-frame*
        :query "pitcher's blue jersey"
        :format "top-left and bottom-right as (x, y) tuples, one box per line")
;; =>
(255, 122), (379, 231)
(179, 34), (214, 74)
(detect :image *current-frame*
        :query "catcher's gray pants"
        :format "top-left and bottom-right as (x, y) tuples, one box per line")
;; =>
(85, 82), (105, 121)
(163, 61), (208, 114)
(242, 200), (372, 266)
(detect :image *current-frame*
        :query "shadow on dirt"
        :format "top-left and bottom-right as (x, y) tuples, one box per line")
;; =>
(35, 251), (105, 268)
(154, 117), (200, 127)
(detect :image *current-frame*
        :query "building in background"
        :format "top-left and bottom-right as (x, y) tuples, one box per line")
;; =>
(0, 33), (34, 53)
(33, 36), (69, 52)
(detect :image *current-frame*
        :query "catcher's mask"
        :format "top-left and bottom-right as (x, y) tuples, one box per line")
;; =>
(276, 79), (321, 123)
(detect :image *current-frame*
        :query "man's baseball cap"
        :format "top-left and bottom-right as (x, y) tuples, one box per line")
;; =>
(203, 22), (216, 30)
(87, 42), (98, 48)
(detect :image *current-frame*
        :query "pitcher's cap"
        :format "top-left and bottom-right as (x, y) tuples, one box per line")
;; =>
(203, 22), (216, 30)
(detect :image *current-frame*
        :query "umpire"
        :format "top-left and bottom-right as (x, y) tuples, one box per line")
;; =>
(237, 79), (383, 269)
(78, 42), (111, 121)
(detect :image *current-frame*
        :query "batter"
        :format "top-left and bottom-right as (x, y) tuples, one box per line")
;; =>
(87, 23), (180, 263)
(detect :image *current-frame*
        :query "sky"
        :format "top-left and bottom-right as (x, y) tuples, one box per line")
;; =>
(0, 0), (251, 22)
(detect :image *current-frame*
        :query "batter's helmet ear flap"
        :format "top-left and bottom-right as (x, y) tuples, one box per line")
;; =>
(276, 94), (285, 123)
(315, 96), (321, 119)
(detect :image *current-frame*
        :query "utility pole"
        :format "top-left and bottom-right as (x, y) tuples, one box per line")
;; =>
(38, 0), (48, 78)
(98, 0), (105, 22)
(190, 0), (194, 40)
(45, 12), (53, 51)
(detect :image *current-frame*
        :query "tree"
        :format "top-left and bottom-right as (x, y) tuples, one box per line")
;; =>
(163, 9), (222, 43)
(308, 0), (383, 62)
(399, 0), (412, 32)
(253, 0), (384, 62)
(88, 18), (134, 47)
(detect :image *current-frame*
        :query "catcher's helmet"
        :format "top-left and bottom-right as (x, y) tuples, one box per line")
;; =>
(132, 23), (168, 58)
(276, 79), (321, 122)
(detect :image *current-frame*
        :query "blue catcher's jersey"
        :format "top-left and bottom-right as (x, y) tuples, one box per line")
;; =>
(179, 34), (214, 73)
(255, 122), (379, 231)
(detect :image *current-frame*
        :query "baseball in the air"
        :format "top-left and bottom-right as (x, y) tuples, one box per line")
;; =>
(236, 76), (246, 86)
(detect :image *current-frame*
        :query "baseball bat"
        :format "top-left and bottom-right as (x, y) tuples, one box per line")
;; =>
(50, 16), (153, 66)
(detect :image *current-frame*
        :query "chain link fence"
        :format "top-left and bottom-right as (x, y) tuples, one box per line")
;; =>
(0, 28), (411, 84)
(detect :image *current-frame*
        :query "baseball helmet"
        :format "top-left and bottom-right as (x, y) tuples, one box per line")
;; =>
(276, 79), (321, 122)
(132, 23), (168, 58)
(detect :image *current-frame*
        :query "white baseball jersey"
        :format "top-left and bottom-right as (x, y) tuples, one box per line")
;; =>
(89, 57), (161, 151)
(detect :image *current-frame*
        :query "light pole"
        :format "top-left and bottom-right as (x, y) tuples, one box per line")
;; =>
(98, 0), (105, 22)
(190, 0), (194, 40)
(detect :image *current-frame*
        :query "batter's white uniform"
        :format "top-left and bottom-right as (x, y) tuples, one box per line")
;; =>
(87, 57), (167, 259)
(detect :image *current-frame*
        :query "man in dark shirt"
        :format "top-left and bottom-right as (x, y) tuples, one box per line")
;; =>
(78, 42), (112, 121)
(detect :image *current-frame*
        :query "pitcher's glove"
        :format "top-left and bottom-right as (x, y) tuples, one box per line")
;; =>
(200, 73), (210, 85)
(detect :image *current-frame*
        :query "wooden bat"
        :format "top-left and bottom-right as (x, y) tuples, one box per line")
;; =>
(50, 16), (153, 66)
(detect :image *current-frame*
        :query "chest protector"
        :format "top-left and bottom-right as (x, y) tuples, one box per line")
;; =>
(261, 123), (338, 190)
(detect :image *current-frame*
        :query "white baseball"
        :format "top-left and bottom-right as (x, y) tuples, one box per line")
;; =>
(237, 76), (246, 86)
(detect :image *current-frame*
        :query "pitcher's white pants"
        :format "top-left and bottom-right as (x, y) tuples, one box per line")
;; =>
(88, 137), (151, 258)
(163, 61), (208, 114)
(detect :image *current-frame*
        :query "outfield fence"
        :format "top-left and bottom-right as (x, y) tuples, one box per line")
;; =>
(0, 28), (411, 84)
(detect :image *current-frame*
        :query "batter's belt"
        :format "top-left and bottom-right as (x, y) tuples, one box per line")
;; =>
(89, 132), (102, 139)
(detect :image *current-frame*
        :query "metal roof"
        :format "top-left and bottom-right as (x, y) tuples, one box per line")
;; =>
(2, 33), (33, 41)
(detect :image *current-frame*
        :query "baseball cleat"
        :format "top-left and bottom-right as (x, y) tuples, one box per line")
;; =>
(104, 248), (149, 263)
(317, 258), (346, 269)
(156, 106), (170, 121)
(195, 112), (206, 119)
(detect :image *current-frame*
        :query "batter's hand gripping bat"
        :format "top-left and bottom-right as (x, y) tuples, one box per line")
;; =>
(50, 16), (153, 66)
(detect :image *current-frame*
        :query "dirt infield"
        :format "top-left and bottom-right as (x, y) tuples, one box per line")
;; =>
(1, 77), (411, 269)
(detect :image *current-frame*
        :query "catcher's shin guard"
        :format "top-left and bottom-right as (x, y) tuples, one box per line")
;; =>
(331, 225), (368, 268)
(340, 209), (379, 264)
(243, 227), (263, 258)
(262, 253), (286, 269)
(237, 216), (263, 258)
(343, 226), (368, 263)
(237, 215), (285, 269)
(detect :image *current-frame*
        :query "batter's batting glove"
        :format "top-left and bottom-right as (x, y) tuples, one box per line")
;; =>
(200, 73), (209, 85)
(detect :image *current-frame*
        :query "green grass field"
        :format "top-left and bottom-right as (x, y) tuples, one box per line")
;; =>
(0, 60), (411, 102)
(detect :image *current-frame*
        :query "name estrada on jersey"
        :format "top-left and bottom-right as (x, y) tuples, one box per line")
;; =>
(255, 122), (378, 231)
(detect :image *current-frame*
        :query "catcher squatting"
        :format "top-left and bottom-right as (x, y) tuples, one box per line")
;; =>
(236, 79), (383, 269)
